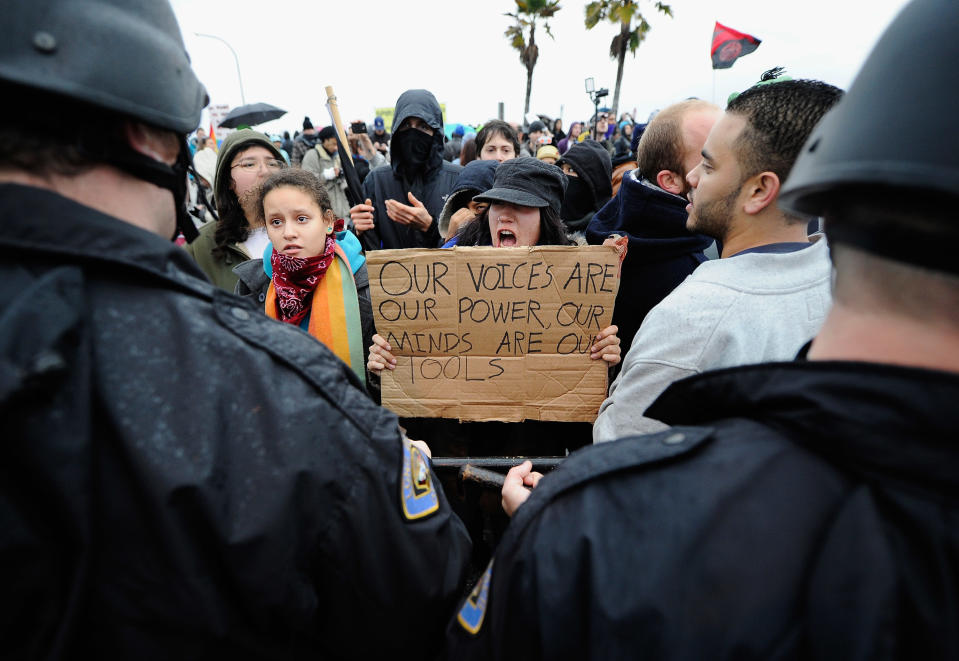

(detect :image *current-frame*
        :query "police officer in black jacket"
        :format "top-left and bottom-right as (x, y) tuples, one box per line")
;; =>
(0, 2), (469, 658)
(445, 0), (959, 657)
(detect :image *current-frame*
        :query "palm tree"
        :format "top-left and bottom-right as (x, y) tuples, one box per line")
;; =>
(585, 0), (673, 120)
(505, 0), (562, 117)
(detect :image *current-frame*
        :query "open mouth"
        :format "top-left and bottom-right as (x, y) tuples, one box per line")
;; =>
(497, 229), (517, 247)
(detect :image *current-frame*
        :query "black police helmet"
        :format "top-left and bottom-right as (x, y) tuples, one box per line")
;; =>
(780, 0), (958, 216)
(0, 0), (207, 133)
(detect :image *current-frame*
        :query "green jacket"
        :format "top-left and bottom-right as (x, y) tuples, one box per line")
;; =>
(182, 220), (250, 291)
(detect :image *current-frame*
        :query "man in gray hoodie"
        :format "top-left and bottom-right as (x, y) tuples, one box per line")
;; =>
(594, 79), (843, 441)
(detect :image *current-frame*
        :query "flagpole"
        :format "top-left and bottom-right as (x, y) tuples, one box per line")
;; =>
(712, 69), (716, 105)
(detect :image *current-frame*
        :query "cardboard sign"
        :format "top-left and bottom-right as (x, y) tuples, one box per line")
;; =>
(367, 246), (620, 422)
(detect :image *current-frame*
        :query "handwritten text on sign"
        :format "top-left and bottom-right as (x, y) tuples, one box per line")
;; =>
(367, 246), (620, 422)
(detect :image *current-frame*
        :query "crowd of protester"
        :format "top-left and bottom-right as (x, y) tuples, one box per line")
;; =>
(4, 0), (958, 658)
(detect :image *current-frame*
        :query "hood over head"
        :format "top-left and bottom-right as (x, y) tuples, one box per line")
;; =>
(390, 89), (445, 177)
(437, 159), (498, 237)
(213, 129), (283, 210)
(558, 139), (613, 208)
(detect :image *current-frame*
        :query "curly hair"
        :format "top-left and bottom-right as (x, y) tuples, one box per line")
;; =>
(253, 169), (333, 226)
(726, 80), (843, 184)
(455, 205), (572, 247)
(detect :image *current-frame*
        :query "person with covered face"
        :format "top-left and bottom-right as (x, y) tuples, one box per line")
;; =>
(348, 89), (461, 249)
(556, 139), (613, 242)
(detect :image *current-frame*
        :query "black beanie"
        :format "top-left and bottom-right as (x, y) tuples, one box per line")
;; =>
(303, 116), (314, 130)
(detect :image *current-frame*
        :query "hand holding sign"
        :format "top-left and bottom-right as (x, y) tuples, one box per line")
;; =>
(368, 333), (397, 373)
(590, 325), (621, 365)
(368, 245), (621, 422)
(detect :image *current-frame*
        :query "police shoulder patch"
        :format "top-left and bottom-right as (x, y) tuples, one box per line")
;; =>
(457, 560), (493, 635)
(400, 440), (439, 520)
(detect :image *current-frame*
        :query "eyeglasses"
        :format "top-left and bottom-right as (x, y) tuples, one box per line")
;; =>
(230, 158), (286, 172)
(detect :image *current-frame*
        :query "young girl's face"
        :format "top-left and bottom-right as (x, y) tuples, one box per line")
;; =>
(264, 186), (334, 258)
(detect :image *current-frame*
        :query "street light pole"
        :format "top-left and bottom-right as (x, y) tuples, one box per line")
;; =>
(195, 32), (245, 105)
(584, 77), (608, 141)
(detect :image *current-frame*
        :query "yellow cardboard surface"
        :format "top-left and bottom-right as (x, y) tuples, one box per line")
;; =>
(368, 246), (620, 422)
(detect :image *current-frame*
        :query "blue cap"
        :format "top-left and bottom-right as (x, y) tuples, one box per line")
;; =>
(374, 116), (385, 130)
(453, 123), (465, 137)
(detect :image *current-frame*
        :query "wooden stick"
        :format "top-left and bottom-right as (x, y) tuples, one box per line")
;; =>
(324, 85), (354, 162)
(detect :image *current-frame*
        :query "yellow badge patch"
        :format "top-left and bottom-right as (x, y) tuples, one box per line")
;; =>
(457, 560), (493, 635)
(400, 441), (439, 520)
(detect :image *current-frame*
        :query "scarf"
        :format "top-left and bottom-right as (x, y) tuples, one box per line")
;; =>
(266, 230), (366, 384)
(270, 235), (337, 325)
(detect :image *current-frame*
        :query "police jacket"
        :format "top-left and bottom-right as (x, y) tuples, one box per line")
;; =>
(445, 359), (959, 659)
(0, 183), (470, 660)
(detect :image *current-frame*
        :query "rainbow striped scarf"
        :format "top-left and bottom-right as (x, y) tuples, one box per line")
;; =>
(266, 245), (366, 385)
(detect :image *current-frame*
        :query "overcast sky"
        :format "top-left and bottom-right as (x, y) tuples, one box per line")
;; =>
(170, 0), (909, 137)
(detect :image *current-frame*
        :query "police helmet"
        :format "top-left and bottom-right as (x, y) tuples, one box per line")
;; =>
(0, 0), (207, 133)
(780, 0), (958, 216)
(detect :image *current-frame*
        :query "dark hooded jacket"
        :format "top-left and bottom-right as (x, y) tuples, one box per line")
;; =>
(586, 168), (712, 354)
(360, 89), (462, 250)
(558, 140), (613, 235)
(436, 159), (498, 239)
(446, 359), (959, 659)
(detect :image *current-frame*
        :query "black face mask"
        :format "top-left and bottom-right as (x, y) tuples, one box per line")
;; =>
(393, 128), (434, 172)
(560, 175), (595, 221)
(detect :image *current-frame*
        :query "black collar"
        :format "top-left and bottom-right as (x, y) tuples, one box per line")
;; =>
(647, 360), (959, 497)
(0, 182), (209, 287)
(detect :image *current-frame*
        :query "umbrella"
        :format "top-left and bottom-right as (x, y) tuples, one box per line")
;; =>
(218, 102), (286, 129)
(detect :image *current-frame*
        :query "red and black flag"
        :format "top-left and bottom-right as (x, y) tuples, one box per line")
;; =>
(711, 22), (761, 70)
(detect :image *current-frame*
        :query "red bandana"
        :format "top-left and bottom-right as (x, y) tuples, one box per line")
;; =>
(270, 235), (337, 325)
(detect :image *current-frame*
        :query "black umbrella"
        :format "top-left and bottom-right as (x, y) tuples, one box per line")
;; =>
(218, 102), (286, 129)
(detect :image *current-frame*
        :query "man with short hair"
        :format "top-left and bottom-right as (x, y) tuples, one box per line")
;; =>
(190, 126), (207, 154)
(593, 79), (842, 441)
(587, 99), (720, 355)
(444, 123), (465, 162)
(446, 3), (959, 656)
(370, 115), (390, 157)
(301, 125), (351, 220)
(519, 119), (547, 157)
(0, 2), (470, 657)
(290, 116), (318, 166)
(349, 89), (461, 249)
